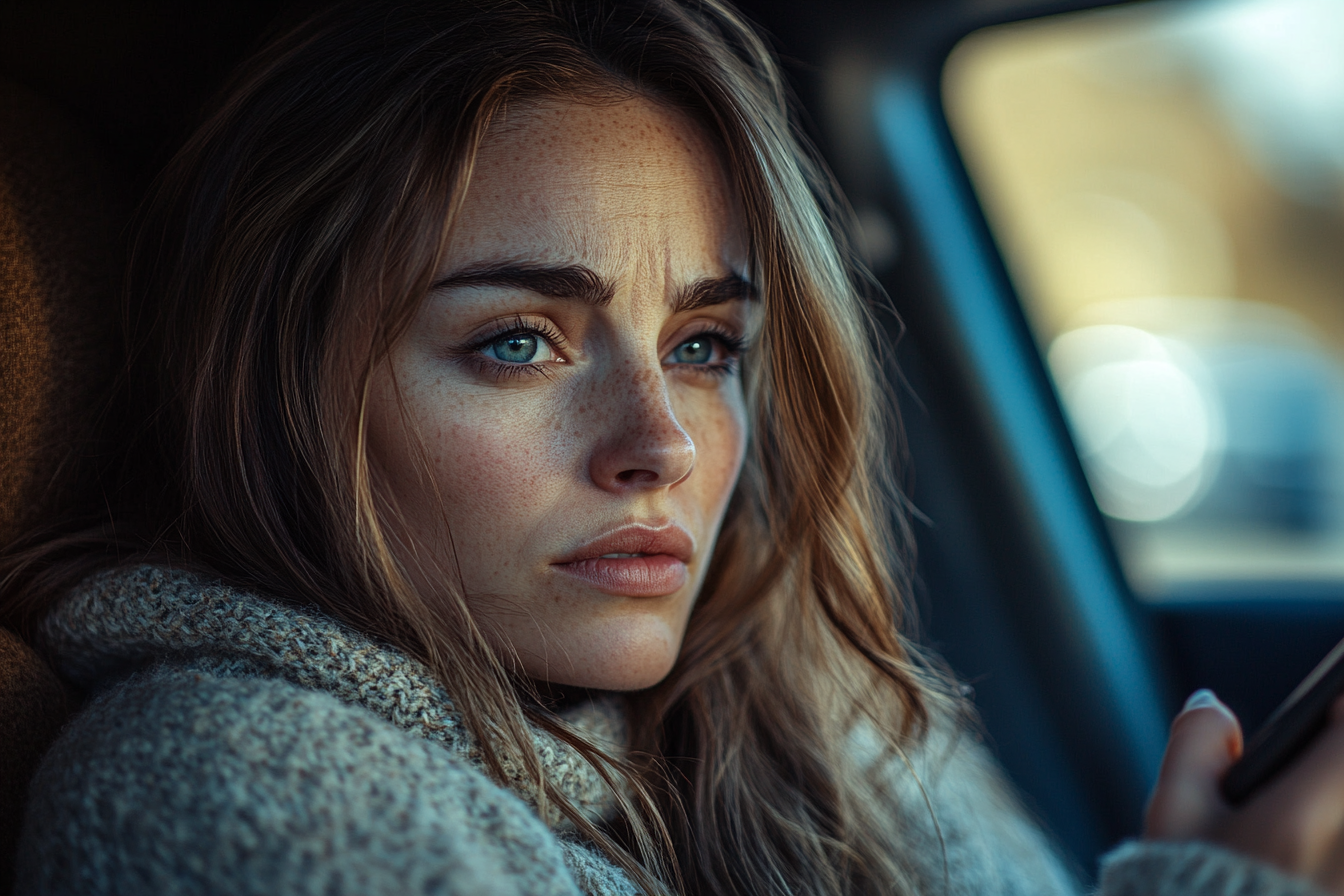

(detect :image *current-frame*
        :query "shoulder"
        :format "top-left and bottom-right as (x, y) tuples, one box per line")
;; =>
(861, 718), (1081, 896)
(18, 663), (583, 896)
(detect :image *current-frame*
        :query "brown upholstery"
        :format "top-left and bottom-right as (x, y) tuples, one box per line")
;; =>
(1, 77), (126, 891)
(0, 627), (73, 889)
(0, 76), (122, 546)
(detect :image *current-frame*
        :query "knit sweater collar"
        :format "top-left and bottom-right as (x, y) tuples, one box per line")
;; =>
(38, 563), (625, 829)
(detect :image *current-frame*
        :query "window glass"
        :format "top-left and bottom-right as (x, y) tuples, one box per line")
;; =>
(944, 0), (1344, 600)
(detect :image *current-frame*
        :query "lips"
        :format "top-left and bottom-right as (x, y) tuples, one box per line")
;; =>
(552, 523), (694, 597)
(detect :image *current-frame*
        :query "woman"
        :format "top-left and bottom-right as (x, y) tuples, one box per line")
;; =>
(5, 1), (1344, 893)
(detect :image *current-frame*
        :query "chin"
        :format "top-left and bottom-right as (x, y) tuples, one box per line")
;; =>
(578, 662), (677, 693)
(525, 618), (683, 692)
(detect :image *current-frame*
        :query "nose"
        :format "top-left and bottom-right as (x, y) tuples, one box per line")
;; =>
(587, 364), (696, 491)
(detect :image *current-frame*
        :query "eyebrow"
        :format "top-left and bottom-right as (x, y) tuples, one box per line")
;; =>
(673, 272), (756, 312)
(433, 263), (756, 311)
(434, 264), (614, 305)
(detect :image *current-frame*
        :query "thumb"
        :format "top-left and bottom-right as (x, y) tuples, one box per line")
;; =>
(1145, 690), (1244, 840)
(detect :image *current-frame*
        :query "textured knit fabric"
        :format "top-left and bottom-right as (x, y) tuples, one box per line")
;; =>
(14, 565), (1332, 896)
(1100, 841), (1330, 896)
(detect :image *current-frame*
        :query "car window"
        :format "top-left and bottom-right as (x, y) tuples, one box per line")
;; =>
(943, 0), (1344, 602)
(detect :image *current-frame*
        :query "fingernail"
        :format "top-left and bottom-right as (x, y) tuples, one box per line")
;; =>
(1183, 689), (1219, 712)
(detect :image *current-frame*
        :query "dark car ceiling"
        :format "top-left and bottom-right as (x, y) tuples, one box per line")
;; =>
(0, 2), (284, 193)
(0, 0), (1137, 194)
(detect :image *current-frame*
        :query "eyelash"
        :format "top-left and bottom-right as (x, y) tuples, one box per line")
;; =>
(456, 317), (749, 381)
(459, 316), (568, 382)
(671, 323), (749, 379)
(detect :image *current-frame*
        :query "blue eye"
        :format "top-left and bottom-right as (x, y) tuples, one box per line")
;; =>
(663, 330), (748, 377)
(461, 319), (565, 380)
(489, 333), (539, 363)
(671, 338), (715, 364)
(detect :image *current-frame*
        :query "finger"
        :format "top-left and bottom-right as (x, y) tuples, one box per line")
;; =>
(1316, 825), (1344, 896)
(1145, 690), (1242, 840)
(1234, 699), (1344, 880)
(1330, 693), (1344, 726)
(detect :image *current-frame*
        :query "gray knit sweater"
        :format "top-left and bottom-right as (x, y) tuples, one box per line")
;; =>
(14, 565), (1329, 896)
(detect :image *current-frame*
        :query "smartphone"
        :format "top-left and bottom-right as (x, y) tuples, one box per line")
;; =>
(1220, 634), (1344, 806)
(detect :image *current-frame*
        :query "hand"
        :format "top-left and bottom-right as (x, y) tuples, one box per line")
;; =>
(1145, 689), (1344, 894)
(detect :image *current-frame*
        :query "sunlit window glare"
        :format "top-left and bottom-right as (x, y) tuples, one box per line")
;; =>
(946, 0), (1344, 599)
(1050, 325), (1222, 523)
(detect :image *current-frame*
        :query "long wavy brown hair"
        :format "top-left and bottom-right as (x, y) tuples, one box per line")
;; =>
(2, 1), (961, 893)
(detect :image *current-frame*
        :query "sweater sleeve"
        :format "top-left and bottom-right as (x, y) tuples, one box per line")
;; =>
(1098, 840), (1331, 896)
(893, 725), (1333, 896)
(16, 664), (588, 896)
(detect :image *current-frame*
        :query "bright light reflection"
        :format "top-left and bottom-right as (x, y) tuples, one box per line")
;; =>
(1049, 325), (1224, 521)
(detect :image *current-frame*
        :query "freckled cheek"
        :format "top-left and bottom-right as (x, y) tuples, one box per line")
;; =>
(422, 404), (571, 523)
(680, 391), (749, 510)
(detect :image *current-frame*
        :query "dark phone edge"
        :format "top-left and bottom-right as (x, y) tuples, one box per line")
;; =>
(1220, 636), (1344, 806)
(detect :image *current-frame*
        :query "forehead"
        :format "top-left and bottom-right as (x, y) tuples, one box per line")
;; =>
(443, 96), (745, 271)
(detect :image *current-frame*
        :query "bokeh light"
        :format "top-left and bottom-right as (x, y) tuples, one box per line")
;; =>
(946, 0), (1344, 599)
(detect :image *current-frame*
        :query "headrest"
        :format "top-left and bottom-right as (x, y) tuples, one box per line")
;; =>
(0, 78), (124, 546)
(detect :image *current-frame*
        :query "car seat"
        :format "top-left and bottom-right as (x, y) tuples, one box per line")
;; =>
(0, 75), (125, 891)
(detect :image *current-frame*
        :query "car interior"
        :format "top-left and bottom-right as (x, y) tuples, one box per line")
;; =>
(3, 0), (1343, 890)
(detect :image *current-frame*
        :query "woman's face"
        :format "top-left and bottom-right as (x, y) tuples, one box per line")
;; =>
(368, 96), (757, 691)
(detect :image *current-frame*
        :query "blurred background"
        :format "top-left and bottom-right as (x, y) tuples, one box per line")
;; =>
(945, 0), (1344, 602)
